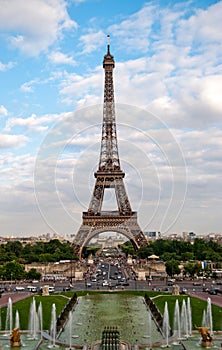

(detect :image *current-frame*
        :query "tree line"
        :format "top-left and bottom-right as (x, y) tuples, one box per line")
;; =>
(120, 238), (222, 278)
(0, 237), (222, 281)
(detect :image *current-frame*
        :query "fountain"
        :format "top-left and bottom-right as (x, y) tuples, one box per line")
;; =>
(180, 299), (188, 339)
(162, 302), (170, 347)
(10, 327), (21, 347)
(173, 299), (181, 339)
(28, 297), (39, 340)
(15, 311), (20, 330)
(193, 297), (214, 347)
(0, 293), (220, 350)
(206, 297), (213, 336)
(5, 297), (13, 335)
(49, 303), (57, 348)
(195, 325), (213, 347)
(187, 297), (192, 337)
(38, 302), (43, 339)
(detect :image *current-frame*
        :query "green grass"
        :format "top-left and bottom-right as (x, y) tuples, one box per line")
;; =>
(1, 291), (222, 331)
(1, 294), (69, 331)
(152, 294), (222, 331)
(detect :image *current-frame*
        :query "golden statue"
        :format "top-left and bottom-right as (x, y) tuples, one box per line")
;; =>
(10, 327), (21, 347)
(195, 325), (213, 347)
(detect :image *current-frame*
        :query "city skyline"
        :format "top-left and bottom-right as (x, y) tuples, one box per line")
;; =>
(0, 0), (221, 237)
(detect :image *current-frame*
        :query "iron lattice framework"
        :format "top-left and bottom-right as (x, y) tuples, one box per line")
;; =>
(73, 41), (147, 257)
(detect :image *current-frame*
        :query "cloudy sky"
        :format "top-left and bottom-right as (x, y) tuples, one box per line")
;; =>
(0, 0), (221, 238)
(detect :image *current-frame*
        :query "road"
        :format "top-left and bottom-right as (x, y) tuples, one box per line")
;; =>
(1, 259), (221, 308)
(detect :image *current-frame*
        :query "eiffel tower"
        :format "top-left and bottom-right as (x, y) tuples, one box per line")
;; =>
(73, 38), (147, 257)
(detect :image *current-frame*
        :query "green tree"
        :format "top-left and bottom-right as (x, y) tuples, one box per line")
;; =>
(39, 253), (55, 262)
(2, 261), (26, 281)
(5, 241), (23, 257)
(184, 262), (202, 278)
(26, 268), (42, 280)
(120, 241), (135, 256)
(137, 245), (154, 259)
(165, 260), (181, 277)
(161, 252), (180, 262)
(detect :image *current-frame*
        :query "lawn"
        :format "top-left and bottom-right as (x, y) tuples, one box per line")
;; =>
(1, 294), (69, 331)
(152, 294), (222, 331)
(1, 291), (222, 331)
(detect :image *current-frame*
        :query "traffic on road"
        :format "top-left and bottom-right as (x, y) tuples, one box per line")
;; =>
(1, 256), (222, 308)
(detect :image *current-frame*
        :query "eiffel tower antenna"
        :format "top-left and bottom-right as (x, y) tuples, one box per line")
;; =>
(73, 40), (147, 257)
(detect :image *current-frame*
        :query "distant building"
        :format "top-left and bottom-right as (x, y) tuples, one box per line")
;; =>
(144, 231), (160, 241)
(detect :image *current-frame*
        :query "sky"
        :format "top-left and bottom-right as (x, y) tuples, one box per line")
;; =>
(0, 0), (222, 238)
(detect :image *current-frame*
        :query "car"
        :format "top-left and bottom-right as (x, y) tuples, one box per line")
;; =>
(122, 282), (129, 286)
(15, 286), (25, 292)
(167, 281), (173, 286)
(27, 286), (37, 293)
(209, 289), (217, 295)
(180, 288), (187, 294)
(63, 286), (71, 291)
(102, 281), (109, 287)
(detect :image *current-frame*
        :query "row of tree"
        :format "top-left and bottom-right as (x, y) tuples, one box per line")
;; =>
(0, 239), (75, 264)
(120, 238), (222, 278)
(121, 238), (222, 263)
(0, 237), (222, 281)
(0, 261), (41, 282)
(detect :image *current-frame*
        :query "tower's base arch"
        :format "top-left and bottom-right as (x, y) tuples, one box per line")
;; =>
(73, 211), (147, 258)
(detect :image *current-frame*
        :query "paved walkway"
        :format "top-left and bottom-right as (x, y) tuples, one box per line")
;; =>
(1, 291), (222, 308)
(0, 292), (32, 307)
(188, 291), (222, 307)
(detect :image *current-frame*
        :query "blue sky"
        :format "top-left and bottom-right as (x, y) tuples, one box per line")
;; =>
(0, 0), (222, 237)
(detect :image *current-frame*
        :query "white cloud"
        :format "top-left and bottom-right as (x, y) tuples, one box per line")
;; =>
(48, 51), (76, 65)
(0, 1), (222, 236)
(109, 3), (156, 53)
(0, 105), (8, 116)
(0, 61), (15, 71)
(59, 69), (103, 105)
(20, 80), (36, 93)
(56, 1), (221, 130)
(4, 113), (61, 132)
(79, 30), (105, 54)
(0, 0), (77, 56)
(0, 134), (28, 148)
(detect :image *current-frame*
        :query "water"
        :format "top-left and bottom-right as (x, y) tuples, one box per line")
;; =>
(181, 299), (188, 338)
(5, 297), (13, 334)
(162, 301), (170, 347)
(15, 310), (20, 329)
(49, 303), (57, 348)
(187, 297), (192, 337)
(0, 294), (217, 350)
(58, 294), (161, 346)
(206, 297), (213, 335)
(38, 302), (43, 339)
(173, 299), (181, 339)
(147, 310), (152, 349)
(29, 297), (39, 339)
(68, 311), (73, 350)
